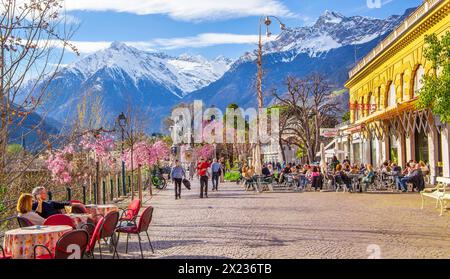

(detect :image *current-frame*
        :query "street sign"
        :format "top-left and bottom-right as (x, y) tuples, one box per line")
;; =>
(320, 128), (339, 138)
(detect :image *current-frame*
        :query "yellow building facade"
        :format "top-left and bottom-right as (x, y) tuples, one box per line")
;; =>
(343, 0), (450, 183)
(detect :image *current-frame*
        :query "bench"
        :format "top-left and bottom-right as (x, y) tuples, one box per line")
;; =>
(421, 177), (449, 216)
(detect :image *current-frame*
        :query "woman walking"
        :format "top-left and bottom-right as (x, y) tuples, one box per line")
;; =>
(171, 160), (186, 200)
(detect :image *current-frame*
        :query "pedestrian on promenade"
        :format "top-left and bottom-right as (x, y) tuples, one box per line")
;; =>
(211, 158), (222, 191)
(189, 161), (195, 181)
(197, 157), (211, 198)
(171, 160), (186, 200)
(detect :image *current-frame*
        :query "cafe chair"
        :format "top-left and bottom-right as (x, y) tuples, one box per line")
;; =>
(0, 245), (12, 259)
(71, 203), (88, 214)
(116, 206), (154, 259)
(119, 199), (141, 225)
(17, 216), (34, 228)
(82, 211), (120, 259)
(33, 230), (89, 259)
(44, 214), (76, 229)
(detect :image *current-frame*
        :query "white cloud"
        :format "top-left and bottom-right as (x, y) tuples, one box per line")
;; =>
(149, 33), (276, 49)
(59, 33), (278, 54)
(64, 0), (294, 21)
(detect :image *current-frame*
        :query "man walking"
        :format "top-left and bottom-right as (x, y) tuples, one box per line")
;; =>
(171, 160), (186, 200)
(211, 158), (221, 191)
(197, 157), (211, 198)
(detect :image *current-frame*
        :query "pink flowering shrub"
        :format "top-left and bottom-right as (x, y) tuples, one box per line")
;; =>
(195, 144), (215, 160)
(46, 133), (116, 185)
(121, 140), (170, 170)
(46, 146), (75, 184)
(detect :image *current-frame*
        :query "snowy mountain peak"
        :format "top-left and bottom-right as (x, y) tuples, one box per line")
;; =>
(66, 43), (232, 97)
(110, 41), (128, 50)
(318, 10), (345, 24)
(261, 8), (411, 60)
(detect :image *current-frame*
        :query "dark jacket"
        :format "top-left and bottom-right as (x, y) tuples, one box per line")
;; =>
(262, 167), (271, 176)
(32, 200), (70, 219)
(408, 169), (425, 191)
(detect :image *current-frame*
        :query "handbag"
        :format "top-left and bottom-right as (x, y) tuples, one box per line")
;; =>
(182, 179), (191, 190)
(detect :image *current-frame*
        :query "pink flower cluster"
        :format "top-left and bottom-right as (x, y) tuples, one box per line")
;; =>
(121, 140), (170, 170)
(46, 147), (74, 184)
(80, 134), (115, 163)
(195, 144), (215, 160)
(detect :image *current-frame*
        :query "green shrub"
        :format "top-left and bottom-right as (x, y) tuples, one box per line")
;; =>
(224, 171), (241, 182)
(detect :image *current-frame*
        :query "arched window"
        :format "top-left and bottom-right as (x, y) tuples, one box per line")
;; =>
(354, 101), (359, 121)
(388, 82), (396, 107)
(414, 65), (425, 97)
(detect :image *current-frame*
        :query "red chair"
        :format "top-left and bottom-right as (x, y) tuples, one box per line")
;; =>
(71, 203), (88, 214)
(44, 214), (76, 229)
(83, 211), (119, 259)
(70, 200), (82, 204)
(17, 216), (34, 228)
(0, 245), (12, 259)
(116, 206), (154, 259)
(119, 199), (141, 225)
(33, 230), (89, 259)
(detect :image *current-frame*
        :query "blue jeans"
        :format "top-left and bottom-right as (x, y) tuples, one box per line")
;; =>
(399, 177), (410, 191)
(298, 176), (307, 189)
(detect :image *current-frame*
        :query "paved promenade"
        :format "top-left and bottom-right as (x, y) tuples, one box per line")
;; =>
(114, 180), (450, 259)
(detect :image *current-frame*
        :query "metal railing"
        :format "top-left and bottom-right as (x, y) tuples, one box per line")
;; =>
(348, 0), (443, 79)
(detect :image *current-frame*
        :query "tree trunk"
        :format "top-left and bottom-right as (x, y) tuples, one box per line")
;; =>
(138, 165), (142, 201)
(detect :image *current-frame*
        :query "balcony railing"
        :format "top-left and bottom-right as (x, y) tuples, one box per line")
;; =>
(348, 0), (443, 79)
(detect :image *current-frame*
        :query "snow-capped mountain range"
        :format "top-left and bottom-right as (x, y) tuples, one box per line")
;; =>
(67, 42), (233, 97)
(238, 10), (406, 63)
(25, 7), (415, 135)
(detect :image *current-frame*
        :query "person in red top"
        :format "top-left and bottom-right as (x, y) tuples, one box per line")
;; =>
(197, 157), (211, 198)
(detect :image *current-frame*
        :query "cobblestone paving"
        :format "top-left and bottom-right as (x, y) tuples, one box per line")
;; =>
(108, 180), (450, 259)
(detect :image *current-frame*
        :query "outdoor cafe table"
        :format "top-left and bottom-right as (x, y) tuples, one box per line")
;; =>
(85, 204), (119, 222)
(65, 213), (93, 228)
(3, 225), (72, 259)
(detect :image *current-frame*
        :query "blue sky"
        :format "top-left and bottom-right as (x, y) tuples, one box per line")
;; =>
(61, 0), (422, 63)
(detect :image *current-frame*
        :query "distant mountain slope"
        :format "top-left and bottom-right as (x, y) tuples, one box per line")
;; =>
(26, 43), (233, 131)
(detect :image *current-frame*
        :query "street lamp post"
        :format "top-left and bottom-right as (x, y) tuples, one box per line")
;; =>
(254, 16), (286, 174)
(118, 112), (127, 197)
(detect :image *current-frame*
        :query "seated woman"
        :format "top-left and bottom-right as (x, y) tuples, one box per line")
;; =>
(17, 193), (45, 225)
(335, 164), (352, 191)
(419, 161), (430, 176)
(32, 187), (71, 219)
(360, 164), (375, 191)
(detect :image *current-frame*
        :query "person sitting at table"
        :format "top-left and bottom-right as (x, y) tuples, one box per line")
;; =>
(262, 164), (271, 177)
(335, 164), (352, 192)
(17, 193), (45, 225)
(343, 163), (352, 174)
(389, 163), (402, 190)
(350, 164), (360, 175)
(32, 187), (71, 219)
(398, 162), (424, 192)
(360, 164), (375, 191)
(418, 161), (430, 176)
(278, 163), (292, 183)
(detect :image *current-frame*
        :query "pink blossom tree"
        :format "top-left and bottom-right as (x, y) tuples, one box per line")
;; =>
(195, 144), (215, 160)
